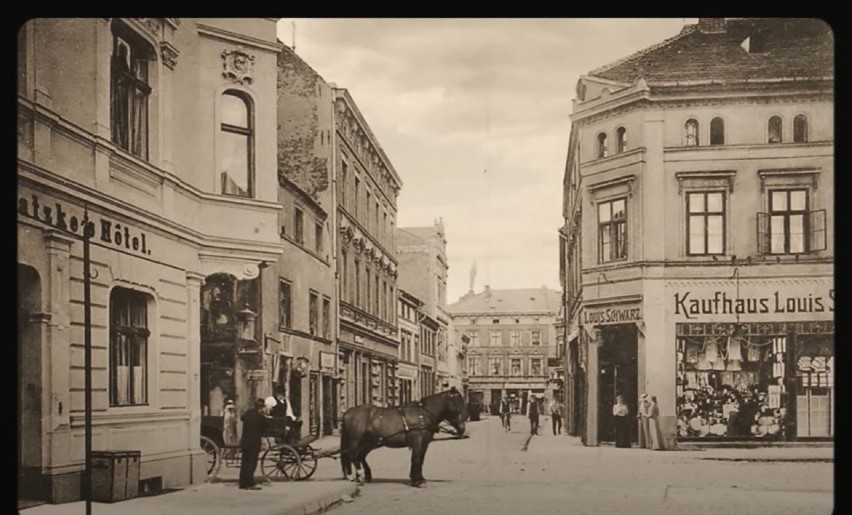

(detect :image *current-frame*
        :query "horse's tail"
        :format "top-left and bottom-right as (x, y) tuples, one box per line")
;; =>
(340, 412), (352, 478)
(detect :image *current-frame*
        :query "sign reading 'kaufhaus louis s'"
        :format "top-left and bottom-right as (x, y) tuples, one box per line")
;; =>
(674, 289), (835, 320)
(18, 192), (153, 256)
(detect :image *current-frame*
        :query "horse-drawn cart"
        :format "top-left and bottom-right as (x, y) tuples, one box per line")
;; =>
(201, 416), (336, 482)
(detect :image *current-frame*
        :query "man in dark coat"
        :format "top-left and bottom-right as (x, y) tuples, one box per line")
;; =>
(528, 395), (540, 435)
(239, 398), (268, 490)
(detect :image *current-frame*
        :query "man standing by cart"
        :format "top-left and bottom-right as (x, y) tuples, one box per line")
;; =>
(239, 398), (268, 490)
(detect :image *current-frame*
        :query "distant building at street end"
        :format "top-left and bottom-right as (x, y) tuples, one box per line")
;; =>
(558, 18), (833, 449)
(448, 286), (562, 415)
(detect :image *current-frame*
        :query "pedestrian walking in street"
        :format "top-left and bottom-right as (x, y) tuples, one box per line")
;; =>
(612, 395), (631, 448)
(500, 398), (512, 432)
(239, 398), (268, 490)
(528, 395), (540, 435)
(550, 398), (564, 435)
(223, 399), (238, 446)
(637, 393), (651, 448)
(647, 395), (665, 450)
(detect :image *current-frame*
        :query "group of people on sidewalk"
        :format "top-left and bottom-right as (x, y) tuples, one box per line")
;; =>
(613, 393), (664, 450)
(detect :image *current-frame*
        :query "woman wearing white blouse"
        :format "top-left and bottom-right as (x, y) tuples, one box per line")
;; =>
(612, 395), (631, 448)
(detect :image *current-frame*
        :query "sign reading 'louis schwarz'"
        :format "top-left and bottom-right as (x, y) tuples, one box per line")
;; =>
(581, 305), (642, 326)
(18, 193), (152, 256)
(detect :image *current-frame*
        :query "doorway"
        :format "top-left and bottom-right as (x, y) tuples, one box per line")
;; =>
(597, 324), (639, 443)
(321, 375), (335, 435)
(18, 264), (43, 501)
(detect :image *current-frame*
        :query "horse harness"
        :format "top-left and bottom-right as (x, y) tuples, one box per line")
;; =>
(375, 402), (433, 446)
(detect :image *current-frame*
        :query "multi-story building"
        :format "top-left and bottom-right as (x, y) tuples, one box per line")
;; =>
(18, 18), (284, 503)
(396, 221), (451, 388)
(449, 328), (470, 397)
(448, 286), (561, 415)
(559, 18), (833, 448)
(397, 289), (423, 404)
(334, 88), (403, 413)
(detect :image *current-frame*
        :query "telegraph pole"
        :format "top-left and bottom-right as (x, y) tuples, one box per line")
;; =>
(83, 207), (93, 515)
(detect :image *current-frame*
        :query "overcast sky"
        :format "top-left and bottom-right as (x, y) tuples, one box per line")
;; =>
(275, 18), (694, 304)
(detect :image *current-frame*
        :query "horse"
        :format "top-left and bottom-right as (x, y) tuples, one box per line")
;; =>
(339, 387), (468, 488)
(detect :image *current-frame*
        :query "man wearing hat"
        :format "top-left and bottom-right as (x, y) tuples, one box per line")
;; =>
(239, 398), (268, 490)
(528, 394), (541, 435)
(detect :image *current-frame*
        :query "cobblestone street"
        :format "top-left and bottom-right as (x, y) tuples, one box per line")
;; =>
(327, 416), (834, 515)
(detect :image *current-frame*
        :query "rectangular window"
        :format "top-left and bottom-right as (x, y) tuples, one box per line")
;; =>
(469, 332), (479, 346)
(109, 288), (149, 406)
(531, 330), (542, 345)
(355, 260), (361, 308)
(309, 291), (319, 336)
(470, 359), (480, 376)
(598, 198), (627, 262)
(510, 330), (520, 346)
(111, 24), (150, 160)
(294, 207), (304, 245)
(769, 189), (808, 254)
(354, 177), (360, 216)
(341, 250), (349, 303)
(687, 192), (725, 255)
(490, 331), (501, 346)
(489, 358), (502, 376)
(279, 280), (292, 329)
(511, 358), (521, 376)
(365, 268), (372, 312)
(340, 161), (348, 206)
(322, 297), (331, 339)
(382, 281), (388, 320)
(375, 201), (380, 233)
(366, 190), (372, 224)
(315, 222), (323, 254)
(531, 358), (542, 376)
(374, 275), (380, 315)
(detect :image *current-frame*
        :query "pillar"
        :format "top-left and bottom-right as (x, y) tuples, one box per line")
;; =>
(185, 272), (207, 484)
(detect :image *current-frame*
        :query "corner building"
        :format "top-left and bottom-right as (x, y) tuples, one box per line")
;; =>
(559, 18), (833, 448)
(18, 19), (284, 503)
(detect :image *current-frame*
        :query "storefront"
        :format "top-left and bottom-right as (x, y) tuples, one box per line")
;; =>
(670, 278), (834, 442)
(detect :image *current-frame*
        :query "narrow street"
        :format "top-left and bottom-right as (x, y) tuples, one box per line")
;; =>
(325, 415), (833, 515)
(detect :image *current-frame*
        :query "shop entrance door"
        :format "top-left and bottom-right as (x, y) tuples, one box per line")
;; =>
(597, 324), (638, 443)
(18, 265), (42, 502)
(322, 375), (335, 435)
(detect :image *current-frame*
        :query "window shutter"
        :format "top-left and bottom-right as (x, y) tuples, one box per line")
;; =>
(756, 212), (770, 254)
(809, 209), (827, 252)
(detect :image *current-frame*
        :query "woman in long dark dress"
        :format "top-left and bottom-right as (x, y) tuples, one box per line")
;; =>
(613, 395), (631, 448)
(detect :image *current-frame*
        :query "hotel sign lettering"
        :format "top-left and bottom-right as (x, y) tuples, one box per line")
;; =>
(18, 192), (152, 256)
(673, 290), (835, 320)
(581, 305), (642, 326)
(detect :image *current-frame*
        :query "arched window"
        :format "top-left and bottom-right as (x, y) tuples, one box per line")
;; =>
(710, 117), (725, 145)
(793, 115), (809, 143)
(768, 116), (783, 144)
(220, 91), (254, 197)
(597, 132), (608, 158)
(616, 127), (627, 153)
(685, 119), (699, 146)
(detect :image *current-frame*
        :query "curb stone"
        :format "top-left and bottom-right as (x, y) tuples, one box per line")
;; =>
(279, 484), (360, 515)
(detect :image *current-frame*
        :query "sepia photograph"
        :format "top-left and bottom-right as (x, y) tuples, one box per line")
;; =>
(16, 17), (834, 514)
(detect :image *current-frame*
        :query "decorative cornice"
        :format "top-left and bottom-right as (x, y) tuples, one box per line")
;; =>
(196, 23), (285, 53)
(587, 174), (636, 195)
(675, 170), (737, 194)
(758, 167), (821, 192)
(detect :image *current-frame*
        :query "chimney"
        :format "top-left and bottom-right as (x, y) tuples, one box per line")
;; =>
(698, 18), (727, 34)
(484, 285), (491, 299)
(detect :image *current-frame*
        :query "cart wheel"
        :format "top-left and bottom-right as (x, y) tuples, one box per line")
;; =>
(262, 445), (302, 481)
(295, 445), (318, 481)
(200, 436), (221, 479)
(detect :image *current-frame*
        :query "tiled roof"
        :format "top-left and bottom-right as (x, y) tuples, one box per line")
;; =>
(447, 288), (561, 315)
(588, 18), (833, 85)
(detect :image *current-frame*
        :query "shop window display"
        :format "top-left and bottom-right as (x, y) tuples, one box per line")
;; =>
(675, 333), (789, 440)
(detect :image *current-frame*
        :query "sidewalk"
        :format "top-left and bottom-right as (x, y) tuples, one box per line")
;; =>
(22, 436), (358, 515)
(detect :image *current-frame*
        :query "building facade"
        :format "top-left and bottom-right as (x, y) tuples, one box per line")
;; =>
(18, 18), (284, 503)
(448, 287), (561, 415)
(334, 88), (403, 414)
(559, 18), (834, 448)
(396, 221), (452, 388)
(397, 289), (423, 404)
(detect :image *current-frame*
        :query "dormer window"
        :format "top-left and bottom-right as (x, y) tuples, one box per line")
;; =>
(597, 132), (608, 158)
(768, 116), (783, 144)
(684, 119), (700, 147)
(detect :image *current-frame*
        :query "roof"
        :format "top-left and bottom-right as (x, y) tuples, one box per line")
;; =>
(447, 288), (562, 316)
(587, 18), (833, 85)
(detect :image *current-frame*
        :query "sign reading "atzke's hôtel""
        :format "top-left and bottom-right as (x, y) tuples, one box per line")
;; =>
(18, 192), (152, 256)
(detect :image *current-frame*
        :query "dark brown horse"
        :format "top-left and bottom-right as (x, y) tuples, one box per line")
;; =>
(339, 387), (467, 487)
